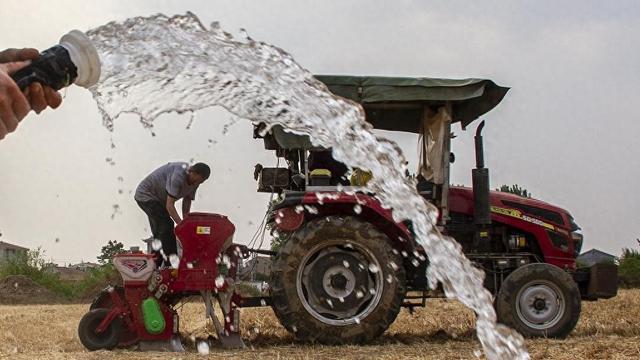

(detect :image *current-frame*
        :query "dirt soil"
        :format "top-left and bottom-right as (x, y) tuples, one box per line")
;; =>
(0, 275), (63, 305)
(0, 289), (639, 359)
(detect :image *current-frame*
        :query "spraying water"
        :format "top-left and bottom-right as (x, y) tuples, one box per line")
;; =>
(86, 13), (528, 359)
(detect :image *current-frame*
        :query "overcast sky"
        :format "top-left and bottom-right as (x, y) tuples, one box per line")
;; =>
(1, 1), (638, 264)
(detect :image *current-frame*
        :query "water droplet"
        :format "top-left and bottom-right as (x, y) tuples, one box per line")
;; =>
(356, 290), (364, 299)
(368, 263), (379, 273)
(186, 262), (194, 269)
(151, 239), (162, 251)
(354, 317), (361, 324)
(260, 299), (266, 306)
(197, 340), (210, 355)
(304, 205), (318, 214)
(169, 254), (180, 268)
(369, 288), (376, 295)
(222, 255), (231, 268)
(353, 204), (362, 214)
(339, 297), (345, 303)
(326, 299), (333, 308)
(342, 260), (350, 268)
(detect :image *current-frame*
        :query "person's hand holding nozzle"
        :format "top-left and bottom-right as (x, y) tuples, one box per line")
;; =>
(0, 48), (62, 140)
(0, 30), (101, 141)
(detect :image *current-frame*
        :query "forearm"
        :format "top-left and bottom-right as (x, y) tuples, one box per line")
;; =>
(167, 207), (181, 224)
(165, 197), (182, 224)
(182, 199), (192, 218)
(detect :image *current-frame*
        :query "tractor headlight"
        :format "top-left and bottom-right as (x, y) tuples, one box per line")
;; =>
(571, 230), (583, 257)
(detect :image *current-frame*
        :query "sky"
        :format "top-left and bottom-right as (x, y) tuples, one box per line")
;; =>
(0, 0), (638, 264)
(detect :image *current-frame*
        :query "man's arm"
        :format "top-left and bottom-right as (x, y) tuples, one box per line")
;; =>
(165, 196), (182, 224)
(182, 198), (192, 218)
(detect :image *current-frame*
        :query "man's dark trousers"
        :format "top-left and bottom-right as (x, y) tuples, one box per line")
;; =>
(136, 200), (177, 266)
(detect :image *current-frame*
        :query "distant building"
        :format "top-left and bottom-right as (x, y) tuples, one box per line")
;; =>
(70, 262), (101, 271)
(0, 241), (28, 262)
(238, 256), (272, 281)
(577, 249), (617, 267)
(46, 266), (87, 281)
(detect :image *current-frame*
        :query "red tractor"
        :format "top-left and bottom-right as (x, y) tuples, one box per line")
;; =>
(256, 75), (618, 341)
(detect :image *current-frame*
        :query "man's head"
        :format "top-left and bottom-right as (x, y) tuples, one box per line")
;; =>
(187, 162), (211, 185)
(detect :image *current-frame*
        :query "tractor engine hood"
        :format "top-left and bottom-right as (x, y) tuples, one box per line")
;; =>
(449, 186), (576, 232)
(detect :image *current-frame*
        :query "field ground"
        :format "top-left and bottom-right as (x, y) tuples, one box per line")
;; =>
(1, 289), (639, 359)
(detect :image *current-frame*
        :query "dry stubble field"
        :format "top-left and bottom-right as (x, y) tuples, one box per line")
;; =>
(1, 289), (639, 360)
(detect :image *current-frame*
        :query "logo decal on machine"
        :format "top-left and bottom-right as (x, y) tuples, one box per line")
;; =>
(121, 259), (148, 273)
(490, 206), (555, 231)
(196, 226), (211, 235)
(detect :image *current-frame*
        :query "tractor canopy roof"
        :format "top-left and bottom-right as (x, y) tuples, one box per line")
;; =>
(316, 75), (509, 132)
(269, 75), (509, 149)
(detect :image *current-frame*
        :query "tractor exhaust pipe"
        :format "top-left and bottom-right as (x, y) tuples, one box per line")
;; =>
(472, 121), (491, 225)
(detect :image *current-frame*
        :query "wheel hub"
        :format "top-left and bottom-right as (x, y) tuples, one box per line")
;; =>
(516, 281), (565, 330)
(330, 274), (347, 289)
(297, 243), (384, 326)
(323, 265), (356, 299)
(533, 298), (547, 311)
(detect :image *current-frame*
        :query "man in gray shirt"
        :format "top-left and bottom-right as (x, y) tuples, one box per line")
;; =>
(135, 162), (211, 266)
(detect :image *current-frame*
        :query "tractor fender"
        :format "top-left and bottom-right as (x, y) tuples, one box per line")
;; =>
(273, 191), (415, 253)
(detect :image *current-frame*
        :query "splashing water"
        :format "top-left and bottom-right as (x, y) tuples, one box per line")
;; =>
(86, 13), (528, 359)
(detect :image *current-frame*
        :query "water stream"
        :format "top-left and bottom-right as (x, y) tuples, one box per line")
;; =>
(86, 13), (528, 359)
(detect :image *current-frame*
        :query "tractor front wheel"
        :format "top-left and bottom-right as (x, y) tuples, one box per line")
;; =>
(496, 263), (581, 338)
(271, 216), (406, 344)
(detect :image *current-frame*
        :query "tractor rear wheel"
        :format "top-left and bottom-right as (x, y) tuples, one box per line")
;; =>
(271, 216), (406, 344)
(78, 308), (122, 351)
(496, 263), (581, 338)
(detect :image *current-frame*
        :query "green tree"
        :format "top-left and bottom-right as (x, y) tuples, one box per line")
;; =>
(269, 227), (290, 253)
(497, 184), (532, 198)
(97, 240), (125, 265)
(619, 247), (640, 288)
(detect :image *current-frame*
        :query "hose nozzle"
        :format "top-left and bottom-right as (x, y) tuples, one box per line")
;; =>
(11, 30), (101, 90)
